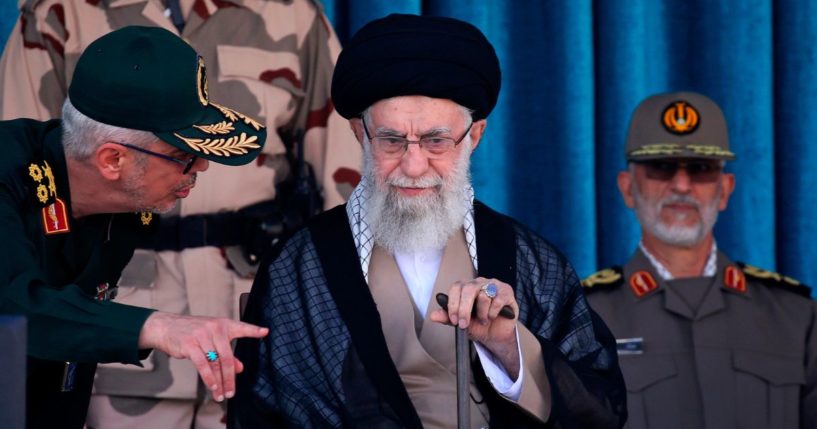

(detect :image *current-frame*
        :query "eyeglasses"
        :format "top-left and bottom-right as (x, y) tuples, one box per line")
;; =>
(636, 159), (723, 183)
(361, 116), (472, 159)
(116, 142), (198, 174)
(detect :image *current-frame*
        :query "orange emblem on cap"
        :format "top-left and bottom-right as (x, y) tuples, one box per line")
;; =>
(724, 265), (746, 293)
(629, 271), (658, 298)
(41, 198), (70, 235)
(662, 100), (700, 135)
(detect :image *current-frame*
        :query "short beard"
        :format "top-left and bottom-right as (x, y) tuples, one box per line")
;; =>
(363, 142), (472, 254)
(122, 156), (193, 214)
(632, 181), (721, 247)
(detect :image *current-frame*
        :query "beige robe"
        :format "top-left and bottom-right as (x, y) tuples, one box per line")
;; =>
(368, 231), (551, 427)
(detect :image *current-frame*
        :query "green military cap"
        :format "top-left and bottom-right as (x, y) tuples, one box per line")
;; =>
(625, 91), (736, 161)
(68, 26), (265, 165)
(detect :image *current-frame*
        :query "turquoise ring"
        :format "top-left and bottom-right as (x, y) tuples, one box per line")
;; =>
(481, 283), (498, 299)
(205, 350), (219, 363)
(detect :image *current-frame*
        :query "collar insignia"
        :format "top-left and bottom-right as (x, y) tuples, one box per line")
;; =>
(724, 265), (747, 293)
(140, 212), (153, 226)
(41, 197), (70, 235)
(629, 271), (658, 298)
(662, 100), (700, 134)
(196, 55), (209, 106)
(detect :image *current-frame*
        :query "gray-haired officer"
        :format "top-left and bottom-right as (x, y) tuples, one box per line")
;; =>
(0, 26), (269, 429)
(583, 91), (817, 428)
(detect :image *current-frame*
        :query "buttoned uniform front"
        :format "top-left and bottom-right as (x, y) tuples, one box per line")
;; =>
(0, 118), (155, 428)
(0, 0), (362, 426)
(584, 249), (817, 429)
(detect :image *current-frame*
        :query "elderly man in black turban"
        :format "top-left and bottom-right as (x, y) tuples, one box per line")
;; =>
(229, 14), (626, 428)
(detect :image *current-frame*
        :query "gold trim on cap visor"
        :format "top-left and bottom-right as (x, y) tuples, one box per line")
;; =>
(629, 143), (735, 158)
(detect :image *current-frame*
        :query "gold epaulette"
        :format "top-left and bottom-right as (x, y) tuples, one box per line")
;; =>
(582, 267), (623, 290)
(739, 262), (812, 298)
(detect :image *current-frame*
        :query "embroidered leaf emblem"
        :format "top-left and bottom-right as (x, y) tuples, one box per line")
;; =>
(210, 102), (264, 131)
(174, 132), (261, 157)
(193, 121), (235, 135)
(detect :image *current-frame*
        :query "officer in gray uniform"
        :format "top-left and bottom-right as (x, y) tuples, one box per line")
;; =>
(583, 91), (817, 429)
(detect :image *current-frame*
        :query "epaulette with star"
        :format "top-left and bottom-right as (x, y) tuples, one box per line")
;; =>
(738, 262), (812, 298)
(582, 267), (624, 291)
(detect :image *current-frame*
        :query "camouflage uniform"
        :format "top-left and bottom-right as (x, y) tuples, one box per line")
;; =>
(0, 0), (362, 427)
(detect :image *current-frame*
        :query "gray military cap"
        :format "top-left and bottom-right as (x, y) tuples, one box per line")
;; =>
(625, 91), (736, 161)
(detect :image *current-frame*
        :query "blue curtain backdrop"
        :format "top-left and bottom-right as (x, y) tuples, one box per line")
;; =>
(0, 1), (814, 293)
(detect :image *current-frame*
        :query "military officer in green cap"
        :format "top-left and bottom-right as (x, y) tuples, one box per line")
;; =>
(0, 26), (270, 428)
(583, 91), (817, 428)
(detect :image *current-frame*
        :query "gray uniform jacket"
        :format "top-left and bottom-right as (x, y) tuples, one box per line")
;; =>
(584, 249), (817, 429)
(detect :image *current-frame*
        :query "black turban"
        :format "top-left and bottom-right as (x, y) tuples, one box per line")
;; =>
(331, 14), (501, 120)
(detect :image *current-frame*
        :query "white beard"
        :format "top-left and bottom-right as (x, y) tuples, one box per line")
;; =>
(632, 183), (721, 247)
(363, 141), (472, 254)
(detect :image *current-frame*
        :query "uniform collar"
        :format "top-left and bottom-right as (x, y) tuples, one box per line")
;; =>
(624, 248), (750, 320)
(638, 240), (718, 280)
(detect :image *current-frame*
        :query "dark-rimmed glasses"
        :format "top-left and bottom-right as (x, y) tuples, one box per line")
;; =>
(361, 116), (472, 159)
(636, 159), (723, 183)
(116, 142), (198, 174)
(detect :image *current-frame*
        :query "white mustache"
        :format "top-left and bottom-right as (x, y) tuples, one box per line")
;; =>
(386, 174), (443, 188)
(175, 174), (196, 192)
(659, 194), (699, 211)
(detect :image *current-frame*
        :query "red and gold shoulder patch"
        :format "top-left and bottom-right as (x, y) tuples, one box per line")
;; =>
(629, 271), (658, 298)
(41, 198), (70, 235)
(662, 100), (700, 135)
(724, 265), (747, 293)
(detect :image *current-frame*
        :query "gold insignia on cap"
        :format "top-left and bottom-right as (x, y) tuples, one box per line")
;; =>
(194, 121), (235, 135)
(196, 56), (209, 106)
(210, 102), (263, 131)
(175, 132), (261, 157)
(662, 101), (700, 135)
(140, 212), (153, 226)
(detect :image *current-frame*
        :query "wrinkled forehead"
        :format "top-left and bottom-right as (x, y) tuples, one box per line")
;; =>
(367, 96), (470, 130)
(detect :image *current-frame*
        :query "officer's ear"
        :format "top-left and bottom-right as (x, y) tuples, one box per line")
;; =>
(617, 167), (636, 209)
(94, 142), (126, 180)
(717, 172), (736, 211)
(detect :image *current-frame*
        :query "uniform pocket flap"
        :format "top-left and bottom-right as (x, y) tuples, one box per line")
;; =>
(217, 45), (305, 97)
(619, 355), (678, 392)
(732, 351), (805, 386)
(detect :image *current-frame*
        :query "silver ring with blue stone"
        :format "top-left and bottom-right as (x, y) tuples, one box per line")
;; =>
(481, 282), (498, 299)
(205, 350), (219, 363)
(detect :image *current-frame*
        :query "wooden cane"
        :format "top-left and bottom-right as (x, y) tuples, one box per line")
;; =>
(436, 293), (515, 429)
